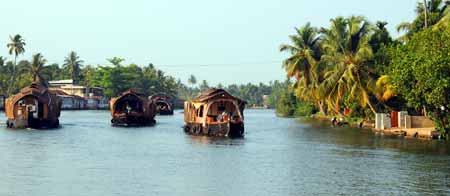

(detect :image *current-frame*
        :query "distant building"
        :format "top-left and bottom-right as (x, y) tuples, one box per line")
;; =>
(49, 79), (104, 97)
(84, 96), (108, 110)
(0, 94), (5, 110)
(48, 79), (108, 110)
(262, 95), (271, 109)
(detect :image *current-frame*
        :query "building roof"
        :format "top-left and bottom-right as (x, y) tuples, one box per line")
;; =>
(49, 89), (70, 96)
(60, 85), (87, 89)
(49, 79), (73, 84)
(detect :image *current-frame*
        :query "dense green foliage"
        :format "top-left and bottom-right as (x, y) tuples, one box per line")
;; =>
(178, 78), (282, 107)
(0, 53), (179, 97)
(390, 26), (450, 132)
(278, 0), (450, 133)
(0, 41), (277, 107)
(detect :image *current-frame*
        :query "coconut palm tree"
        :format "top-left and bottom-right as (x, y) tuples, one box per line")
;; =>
(320, 16), (377, 114)
(63, 51), (84, 84)
(7, 34), (26, 67)
(188, 75), (197, 86)
(279, 23), (322, 85)
(280, 23), (329, 114)
(397, 0), (450, 39)
(27, 53), (47, 85)
(6, 34), (26, 95)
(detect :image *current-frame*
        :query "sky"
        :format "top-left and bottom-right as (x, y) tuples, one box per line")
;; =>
(0, 0), (417, 85)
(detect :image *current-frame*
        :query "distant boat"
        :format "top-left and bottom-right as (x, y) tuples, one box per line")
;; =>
(183, 88), (246, 137)
(110, 89), (156, 127)
(149, 93), (174, 115)
(5, 82), (61, 129)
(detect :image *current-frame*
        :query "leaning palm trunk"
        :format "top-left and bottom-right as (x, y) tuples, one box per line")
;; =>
(6, 56), (17, 96)
(317, 100), (326, 115)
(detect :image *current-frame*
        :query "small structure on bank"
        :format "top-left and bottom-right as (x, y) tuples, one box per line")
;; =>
(5, 82), (61, 129)
(110, 89), (156, 126)
(184, 88), (246, 137)
(150, 93), (174, 115)
(375, 111), (439, 139)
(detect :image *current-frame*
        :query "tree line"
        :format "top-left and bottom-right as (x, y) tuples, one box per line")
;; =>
(177, 74), (283, 107)
(0, 38), (279, 108)
(277, 0), (450, 133)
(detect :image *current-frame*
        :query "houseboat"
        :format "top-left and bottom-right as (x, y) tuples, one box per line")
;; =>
(150, 93), (174, 115)
(5, 82), (61, 129)
(110, 89), (156, 126)
(184, 88), (246, 137)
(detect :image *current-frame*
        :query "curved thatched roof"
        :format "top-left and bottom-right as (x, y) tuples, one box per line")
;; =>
(192, 88), (246, 104)
(111, 89), (148, 108)
(150, 93), (173, 103)
(9, 82), (53, 105)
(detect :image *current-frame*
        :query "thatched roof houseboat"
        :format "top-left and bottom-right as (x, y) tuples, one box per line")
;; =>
(184, 88), (246, 137)
(5, 82), (61, 129)
(150, 93), (174, 115)
(110, 89), (156, 126)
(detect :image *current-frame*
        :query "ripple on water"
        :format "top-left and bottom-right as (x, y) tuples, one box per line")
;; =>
(0, 110), (449, 196)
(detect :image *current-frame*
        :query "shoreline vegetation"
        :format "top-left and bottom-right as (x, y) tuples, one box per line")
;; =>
(0, 1), (449, 140)
(275, 0), (450, 139)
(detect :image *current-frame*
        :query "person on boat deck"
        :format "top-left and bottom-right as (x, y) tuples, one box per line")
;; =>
(222, 111), (229, 122)
(125, 101), (132, 114)
(216, 111), (228, 122)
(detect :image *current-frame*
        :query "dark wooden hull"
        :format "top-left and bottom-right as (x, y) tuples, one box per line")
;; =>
(184, 122), (244, 137)
(111, 115), (156, 127)
(6, 118), (59, 129)
(158, 109), (174, 115)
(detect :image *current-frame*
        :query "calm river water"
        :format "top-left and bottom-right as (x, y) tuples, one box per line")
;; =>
(0, 109), (449, 195)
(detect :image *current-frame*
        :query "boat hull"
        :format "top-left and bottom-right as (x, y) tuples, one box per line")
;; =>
(111, 115), (155, 127)
(184, 122), (244, 137)
(6, 118), (59, 129)
(158, 109), (174, 115)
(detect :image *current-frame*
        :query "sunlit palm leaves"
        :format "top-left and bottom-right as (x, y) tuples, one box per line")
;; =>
(280, 23), (321, 85)
(320, 16), (377, 114)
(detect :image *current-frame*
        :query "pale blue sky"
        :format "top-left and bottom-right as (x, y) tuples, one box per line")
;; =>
(1, 0), (417, 85)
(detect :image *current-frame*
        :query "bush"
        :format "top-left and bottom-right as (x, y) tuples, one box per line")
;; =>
(294, 102), (316, 117)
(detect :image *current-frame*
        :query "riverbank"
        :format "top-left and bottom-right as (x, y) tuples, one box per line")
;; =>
(300, 114), (446, 141)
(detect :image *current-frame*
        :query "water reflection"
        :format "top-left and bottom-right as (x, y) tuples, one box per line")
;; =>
(187, 135), (245, 146)
(298, 117), (450, 155)
(0, 110), (449, 195)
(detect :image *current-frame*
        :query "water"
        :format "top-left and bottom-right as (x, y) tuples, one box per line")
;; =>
(0, 109), (449, 196)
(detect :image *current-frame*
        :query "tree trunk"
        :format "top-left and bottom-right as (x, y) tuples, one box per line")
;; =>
(367, 98), (377, 115)
(6, 55), (17, 96)
(424, 0), (428, 28)
(318, 101), (326, 115)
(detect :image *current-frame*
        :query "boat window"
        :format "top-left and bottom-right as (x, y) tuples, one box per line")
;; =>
(198, 105), (204, 117)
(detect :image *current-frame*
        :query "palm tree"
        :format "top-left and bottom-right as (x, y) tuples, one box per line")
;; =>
(188, 75), (197, 86)
(27, 53), (47, 85)
(6, 34), (26, 95)
(107, 57), (125, 66)
(397, 0), (450, 39)
(280, 23), (329, 114)
(321, 16), (377, 114)
(63, 51), (84, 84)
(7, 34), (26, 67)
(280, 23), (321, 85)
